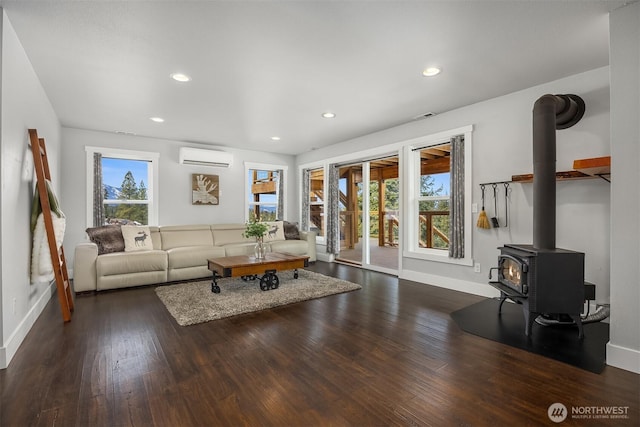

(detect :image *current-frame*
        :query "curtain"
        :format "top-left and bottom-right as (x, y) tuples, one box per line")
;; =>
(276, 169), (284, 220)
(93, 152), (105, 227)
(448, 135), (464, 258)
(326, 164), (340, 255)
(301, 169), (310, 231)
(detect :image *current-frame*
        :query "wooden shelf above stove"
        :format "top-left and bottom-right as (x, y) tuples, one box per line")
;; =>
(511, 156), (611, 183)
(573, 156), (611, 176)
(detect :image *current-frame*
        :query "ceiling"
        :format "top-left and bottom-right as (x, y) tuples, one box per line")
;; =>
(0, 1), (626, 155)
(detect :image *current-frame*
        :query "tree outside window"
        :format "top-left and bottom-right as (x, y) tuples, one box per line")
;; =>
(103, 163), (150, 225)
(417, 154), (450, 250)
(86, 147), (158, 227)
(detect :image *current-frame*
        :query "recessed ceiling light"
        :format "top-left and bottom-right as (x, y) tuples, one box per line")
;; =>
(170, 73), (191, 82)
(422, 67), (441, 77)
(150, 117), (165, 123)
(270, 136), (281, 141)
(322, 112), (336, 119)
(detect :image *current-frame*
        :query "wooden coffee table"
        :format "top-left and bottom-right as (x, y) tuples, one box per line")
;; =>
(207, 252), (310, 293)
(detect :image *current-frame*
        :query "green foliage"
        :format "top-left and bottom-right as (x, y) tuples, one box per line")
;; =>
(421, 174), (444, 197)
(243, 220), (269, 240)
(248, 209), (277, 222)
(119, 171), (139, 200)
(418, 173), (449, 249)
(104, 170), (149, 224)
(138, 180), (147, 200)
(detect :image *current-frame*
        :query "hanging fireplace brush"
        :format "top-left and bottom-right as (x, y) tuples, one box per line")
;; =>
(477, 184), (491, 229)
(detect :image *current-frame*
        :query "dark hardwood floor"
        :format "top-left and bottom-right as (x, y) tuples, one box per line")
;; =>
(1, 262), (638, 426)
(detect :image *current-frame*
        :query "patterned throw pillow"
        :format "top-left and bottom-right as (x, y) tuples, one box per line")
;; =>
(121, 226), (154, 252)
(85, 225), (125, 255)
(263, 221), (286, 241)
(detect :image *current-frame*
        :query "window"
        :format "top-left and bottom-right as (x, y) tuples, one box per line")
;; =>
(308, 167), (325, 237)
(405, 125), (472, 265)
(417, 150), (450, 250)
(245, 163), (286, 221)
(86, 147), (159, 226)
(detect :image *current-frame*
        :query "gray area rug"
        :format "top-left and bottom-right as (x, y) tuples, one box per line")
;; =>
(155, 269), (362, 326)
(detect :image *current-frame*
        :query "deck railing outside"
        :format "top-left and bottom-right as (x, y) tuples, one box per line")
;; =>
(338, 210), (449, 250)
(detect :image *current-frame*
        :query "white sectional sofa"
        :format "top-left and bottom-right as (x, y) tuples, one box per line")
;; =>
(74, 222), (316, 292)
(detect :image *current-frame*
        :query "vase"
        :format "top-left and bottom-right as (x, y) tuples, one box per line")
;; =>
(254, 239), (267, 259)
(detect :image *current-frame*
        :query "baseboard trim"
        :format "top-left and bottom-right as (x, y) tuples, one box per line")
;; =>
(316, 252), (334, 263)
(0, 282), (55, 369)
(606, 342), (640, 374)
(400, 269), (500, 298)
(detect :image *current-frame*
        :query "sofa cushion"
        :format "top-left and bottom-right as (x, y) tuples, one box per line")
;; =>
(97, 250), (167, 277)
(86, 225), (125, 254)
(211, 224), (252, 246)
(160, 225), (214, 250)
(166, 245), (226, 269)
(122, 226), (154, 252)
(222, 242), (256, 257)
(270, 239), (309, 256)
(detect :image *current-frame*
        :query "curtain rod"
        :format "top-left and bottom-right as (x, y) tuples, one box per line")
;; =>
(411, 136), (462, 152)
(332, 154), (399, 169)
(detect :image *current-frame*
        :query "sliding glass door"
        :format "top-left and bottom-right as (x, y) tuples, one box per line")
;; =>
(335, 155), (400, 273)
(337, 164), (363, 265)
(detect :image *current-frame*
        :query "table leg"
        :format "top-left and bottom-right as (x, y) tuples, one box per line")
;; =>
(211, 272), (221, 294)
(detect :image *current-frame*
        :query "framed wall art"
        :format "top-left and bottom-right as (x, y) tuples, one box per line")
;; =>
(192, 174), (219, 205)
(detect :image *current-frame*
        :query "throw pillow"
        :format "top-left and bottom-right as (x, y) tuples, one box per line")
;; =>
(121, 225), (154, 252)
(263, 221), (286, 241)
(283, 221), (300, 240)
(86, 225), (125, 255)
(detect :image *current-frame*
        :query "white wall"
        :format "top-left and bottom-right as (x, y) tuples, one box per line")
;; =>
(608, 1), (640, 374)
(60, 127), (297, 267)
(0, 10), (61, 368)
(299, 67), (611, 301)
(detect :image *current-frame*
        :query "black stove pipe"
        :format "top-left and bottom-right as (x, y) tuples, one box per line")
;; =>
(532, 94), (585, 250)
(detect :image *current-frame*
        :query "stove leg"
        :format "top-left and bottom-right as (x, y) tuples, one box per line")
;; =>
(524, 311), (539, 337)
(498, 296), (507, 314)
(570, 314), (584, 339)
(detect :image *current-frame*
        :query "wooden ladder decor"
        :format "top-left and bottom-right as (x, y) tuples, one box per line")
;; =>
(29, 129), (74, 322)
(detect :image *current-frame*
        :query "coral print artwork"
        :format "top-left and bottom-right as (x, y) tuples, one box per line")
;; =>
(192, 174), (219, 205)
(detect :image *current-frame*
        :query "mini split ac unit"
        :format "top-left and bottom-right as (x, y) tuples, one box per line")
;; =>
(179, 147), (233, 168)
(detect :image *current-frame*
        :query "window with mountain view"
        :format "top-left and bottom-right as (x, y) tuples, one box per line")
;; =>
(102, 157), (150, 225)
(86, 147), (159, 227)
(247, 169), (280, 222)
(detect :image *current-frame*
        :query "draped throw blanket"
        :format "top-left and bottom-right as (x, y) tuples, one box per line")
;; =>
(30, 180), (66, 284)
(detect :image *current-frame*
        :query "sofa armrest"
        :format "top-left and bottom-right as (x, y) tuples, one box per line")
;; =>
(74, 242), (98, 292)
(298, 230), (317, 262)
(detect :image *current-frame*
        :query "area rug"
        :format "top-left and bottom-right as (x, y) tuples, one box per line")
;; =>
(155, 269), (361, 326)
(451, 298), (609, 373)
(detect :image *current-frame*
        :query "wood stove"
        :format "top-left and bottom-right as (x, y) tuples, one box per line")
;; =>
(492, 244), (585, 337)
(489, 94), (588, 338)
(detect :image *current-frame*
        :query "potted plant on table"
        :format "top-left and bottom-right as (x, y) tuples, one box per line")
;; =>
(243, 219), (270, 259)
